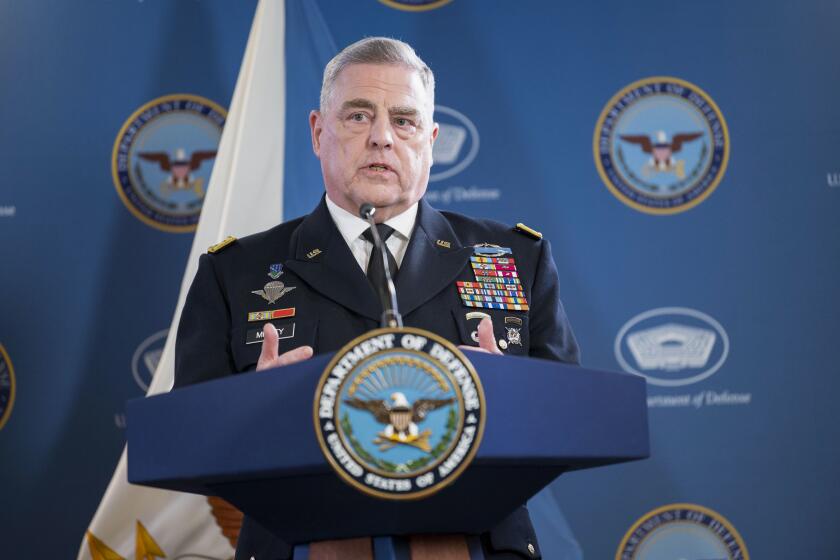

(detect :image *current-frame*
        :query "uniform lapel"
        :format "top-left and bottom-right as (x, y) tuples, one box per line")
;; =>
(284, 198), (381, 321)
(396, 199), (472, 316)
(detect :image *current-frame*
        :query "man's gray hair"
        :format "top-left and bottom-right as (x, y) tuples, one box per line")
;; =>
(320, 37), (435, 112)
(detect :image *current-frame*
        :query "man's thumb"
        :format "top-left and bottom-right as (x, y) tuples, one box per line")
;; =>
(477, 316), (501, 354)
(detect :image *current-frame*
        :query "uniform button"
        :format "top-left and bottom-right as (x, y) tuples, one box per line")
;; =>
(498, 339), (508, 350)
(527, 543), (535, 555)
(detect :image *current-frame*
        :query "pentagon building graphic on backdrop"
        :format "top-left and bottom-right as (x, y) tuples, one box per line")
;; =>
(430, 105), (479, 182)
(615, 307), (730, 387)
(433, 122), (467, 165)
(626, 323), (716, 371)
(131, 329), (168, 392)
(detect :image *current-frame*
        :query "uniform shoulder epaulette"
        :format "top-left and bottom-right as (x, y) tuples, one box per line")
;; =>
(514, 222), (542, 240)
(207, 235), (237, 254)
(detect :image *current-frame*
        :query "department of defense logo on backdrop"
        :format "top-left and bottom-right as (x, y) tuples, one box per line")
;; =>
(431, 104), (480, 183)
(379, 0), (453, 11)
(131, 329), (168, 392)
(0, 344), (16, 431)
(594, 77), (729, 214)
(314, 328), (485, 500)
(112, 94), (226, 232)
(616, 503), (749, 559)
(615, 307), (729, 387)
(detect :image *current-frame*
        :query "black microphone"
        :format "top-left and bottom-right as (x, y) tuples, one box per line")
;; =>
(359, 203), (403, 329)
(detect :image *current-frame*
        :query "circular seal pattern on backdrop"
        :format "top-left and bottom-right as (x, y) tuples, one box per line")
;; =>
(616, 503), (750, 560)
(314, 327), (485, 500)
(379, 0), (453, 11)
(0, 344), (16, 431)
(594, 77), (729, 215)
(112, 94), (226, 233)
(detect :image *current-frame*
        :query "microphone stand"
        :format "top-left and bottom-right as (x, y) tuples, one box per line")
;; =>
(359, 203), (403, 329)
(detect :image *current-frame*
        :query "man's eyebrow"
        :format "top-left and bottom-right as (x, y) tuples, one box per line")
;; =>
(340, 98), (376, 112)
(388, 105), (420, 117)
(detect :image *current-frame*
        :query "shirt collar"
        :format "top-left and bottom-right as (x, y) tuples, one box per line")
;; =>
(325, 194), (418, 244)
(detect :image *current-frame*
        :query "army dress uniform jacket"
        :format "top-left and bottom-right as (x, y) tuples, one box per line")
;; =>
(174, 197), (579, 560)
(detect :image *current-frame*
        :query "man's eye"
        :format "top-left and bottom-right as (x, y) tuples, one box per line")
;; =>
(394, 117), (414, 128)
(350, 113), (367, 122)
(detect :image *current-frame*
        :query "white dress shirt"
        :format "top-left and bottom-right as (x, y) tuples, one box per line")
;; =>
(325, 194), (418, 273)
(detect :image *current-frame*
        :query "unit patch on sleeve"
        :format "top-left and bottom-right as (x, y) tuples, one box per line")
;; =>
(457, 245), (530, 311)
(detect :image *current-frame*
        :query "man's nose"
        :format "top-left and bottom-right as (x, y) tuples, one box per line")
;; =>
(369, 116), (393, 149)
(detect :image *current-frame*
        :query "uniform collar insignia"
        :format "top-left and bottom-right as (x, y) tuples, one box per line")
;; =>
(283, 197), (381, 321)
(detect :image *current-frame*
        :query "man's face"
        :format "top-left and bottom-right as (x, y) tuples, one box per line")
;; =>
(310, 63), (438, 221)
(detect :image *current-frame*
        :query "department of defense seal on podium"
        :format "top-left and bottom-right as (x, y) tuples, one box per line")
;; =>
(314, 328), (485, 500)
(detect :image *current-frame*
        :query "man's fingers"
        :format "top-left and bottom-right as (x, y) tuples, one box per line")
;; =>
(277, 345), (314, 366)
(257, 323), (280, 371)
(477, 317), (503, 355)
(258, 321), (314, 371)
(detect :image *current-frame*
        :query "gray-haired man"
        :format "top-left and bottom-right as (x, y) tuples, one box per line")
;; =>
(176, 36), (579, 560)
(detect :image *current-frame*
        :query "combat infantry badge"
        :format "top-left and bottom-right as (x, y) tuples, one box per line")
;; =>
(314, 327), (486, 500)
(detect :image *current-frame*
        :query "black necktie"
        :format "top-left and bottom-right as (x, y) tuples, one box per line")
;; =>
(362, 224), (398, 288)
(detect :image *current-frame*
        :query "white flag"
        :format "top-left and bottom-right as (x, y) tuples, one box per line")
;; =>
(79, 0), (286, 557)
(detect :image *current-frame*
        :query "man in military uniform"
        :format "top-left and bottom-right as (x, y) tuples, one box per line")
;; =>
(175, 37), (578, 560)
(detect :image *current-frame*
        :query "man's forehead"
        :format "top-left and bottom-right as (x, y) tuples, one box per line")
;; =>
(330, 64), (431, 111)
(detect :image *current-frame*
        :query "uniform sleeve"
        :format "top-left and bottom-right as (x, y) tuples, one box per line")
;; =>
(173, 253), (236, 388)
(528, 238), (580, 364)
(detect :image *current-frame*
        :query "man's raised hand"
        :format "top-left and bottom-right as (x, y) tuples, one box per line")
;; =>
(256, 323), (314, 371)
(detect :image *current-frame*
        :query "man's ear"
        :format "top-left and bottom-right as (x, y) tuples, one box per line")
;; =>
(429, 122), (439, 164)
(309, 110), (322, 157)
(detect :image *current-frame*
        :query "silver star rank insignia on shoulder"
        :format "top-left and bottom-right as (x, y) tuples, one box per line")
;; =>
(252, 280), (296, 305)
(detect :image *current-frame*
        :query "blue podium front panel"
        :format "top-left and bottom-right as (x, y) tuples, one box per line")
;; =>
(127, 352), (648, 541)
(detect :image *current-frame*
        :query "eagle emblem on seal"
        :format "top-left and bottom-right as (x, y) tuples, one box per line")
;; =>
(345, 392), (454, 453)
(619, 130), (703, 180)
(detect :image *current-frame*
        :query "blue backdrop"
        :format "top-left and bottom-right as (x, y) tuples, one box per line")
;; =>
(1, 0), (839, 558)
